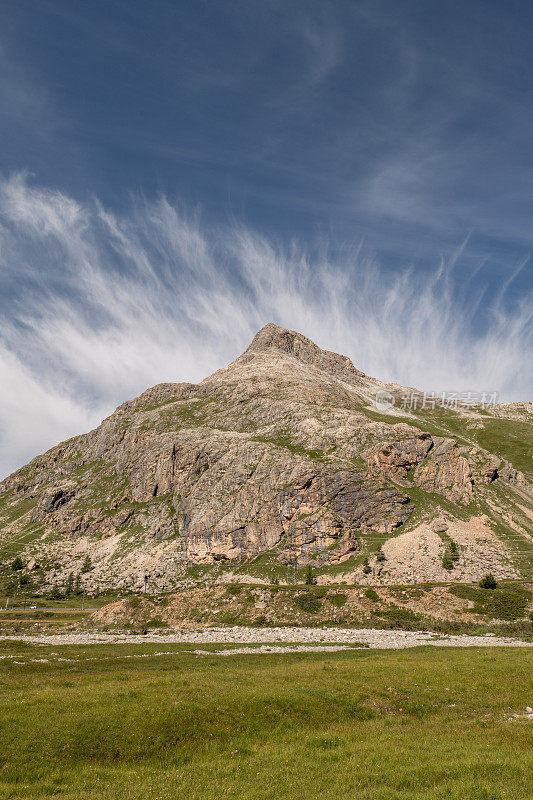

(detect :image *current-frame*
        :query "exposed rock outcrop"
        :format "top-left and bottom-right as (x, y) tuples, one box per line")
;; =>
(414, 439), (474, 504)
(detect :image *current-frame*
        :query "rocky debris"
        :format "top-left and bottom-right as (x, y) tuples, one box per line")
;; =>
(374, 517), (516, 585)
(0, 323), (531, 592)
(506, 707), (533, 721)
(3, 628), (530, 650)
(431, 519), (449, 533)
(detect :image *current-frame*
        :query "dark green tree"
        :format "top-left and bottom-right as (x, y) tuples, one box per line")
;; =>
(65, 572), (74, 596)
(479, 573), (497, 590)
(305, 565), (316, 585)
(442, 540), (460, 571)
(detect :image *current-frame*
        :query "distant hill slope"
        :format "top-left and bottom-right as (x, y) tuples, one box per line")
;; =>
(0, 323), (531, 593)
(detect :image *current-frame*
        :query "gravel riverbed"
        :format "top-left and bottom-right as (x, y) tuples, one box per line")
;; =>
(0, 627), (531, 650)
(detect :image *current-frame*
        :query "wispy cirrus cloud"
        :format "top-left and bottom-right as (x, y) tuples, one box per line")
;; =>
(0, 173), (531, 478)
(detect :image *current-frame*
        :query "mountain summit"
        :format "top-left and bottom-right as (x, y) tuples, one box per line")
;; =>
(241, 322), (365, 381)
(0, 325), (531, 593)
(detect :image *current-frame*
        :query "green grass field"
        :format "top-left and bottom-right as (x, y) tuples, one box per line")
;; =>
(0, 643), (531, 799)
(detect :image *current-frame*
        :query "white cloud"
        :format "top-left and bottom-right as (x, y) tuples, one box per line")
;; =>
(0, 173), (531, 478)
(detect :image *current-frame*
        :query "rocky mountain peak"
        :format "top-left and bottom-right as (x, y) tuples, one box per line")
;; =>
(0, 323), (530, 596)
(239, 322), (365, 382)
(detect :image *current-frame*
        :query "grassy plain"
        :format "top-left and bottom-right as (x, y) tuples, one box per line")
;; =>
(0, 643), (531, 799)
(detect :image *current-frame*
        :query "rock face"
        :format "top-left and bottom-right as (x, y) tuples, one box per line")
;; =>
(0, 323), (531, 592)
(414, 440), (474, 504)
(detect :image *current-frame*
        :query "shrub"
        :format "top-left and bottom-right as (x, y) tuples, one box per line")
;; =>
(378, 604), (423, 630)
(296, 593), (322, 613)
(305, 565), (316, 585)
(146, 617), (167, 628)
(453, 583), (529, 620)
(479, 574), (497, 590)
(11, 557), (23, 571)
(484, 589), (528, 621)
(81, 555), (92, 573)
(375, 550), (386, 563)
(449, 584), (481, 602)
(442, 540), (460, 571)
(65, 572), (74, 596)
(328, 592), (347, 608)
(226, 585), (241, 596)
(365, 588), (380, 602)
(442, 552), (454, 571)
(362, 558), (371, 575)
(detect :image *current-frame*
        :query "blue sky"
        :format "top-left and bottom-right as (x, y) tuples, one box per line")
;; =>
(0, 0), (532, 477)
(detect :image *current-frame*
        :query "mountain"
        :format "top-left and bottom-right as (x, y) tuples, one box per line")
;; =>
(0, 323), (531, 594)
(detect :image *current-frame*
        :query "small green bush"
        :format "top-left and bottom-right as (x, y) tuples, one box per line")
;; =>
(479, 574), (497, 590)
(305, 565), (316, 585)
(365, 588), (380, 602)
(146, 617), (167, 628)
(378, 604), (423, 630)
(449, 584), (481, 602)
(296, 594), (322, 613)
(442, 540), (460, 570)
(328, 593), (347, 608)
(65, 572), (74, 596)
(442, 552), (454, 570)
(11, 557), (23, 571)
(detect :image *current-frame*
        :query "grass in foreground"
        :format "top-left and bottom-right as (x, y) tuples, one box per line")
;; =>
(0, 643), (531, 799)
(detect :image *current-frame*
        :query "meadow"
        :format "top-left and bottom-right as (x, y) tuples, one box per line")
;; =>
(0, 642), (531, 799)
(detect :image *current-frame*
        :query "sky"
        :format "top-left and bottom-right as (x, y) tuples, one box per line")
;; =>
(0, 0), (532, 478)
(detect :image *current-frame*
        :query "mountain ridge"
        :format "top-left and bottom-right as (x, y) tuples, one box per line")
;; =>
(0, 324), (531, 595)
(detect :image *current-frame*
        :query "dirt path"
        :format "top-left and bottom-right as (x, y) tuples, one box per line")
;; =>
(0, 627), (531, 650)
